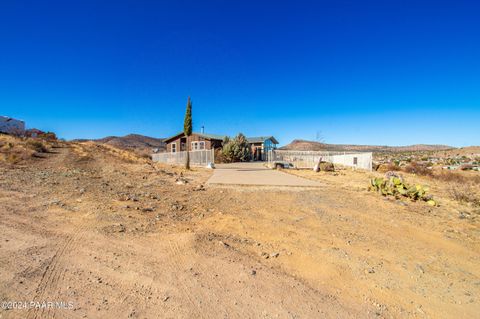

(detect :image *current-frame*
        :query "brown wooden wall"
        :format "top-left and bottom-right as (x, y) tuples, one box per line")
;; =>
(166, 134), (222, 152)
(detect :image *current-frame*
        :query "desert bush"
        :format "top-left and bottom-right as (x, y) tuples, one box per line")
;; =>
(385, 171), (404, 182)
(434, 171), (480, 184)
(319, 161), (334, 172)
(435, 171), (466, 183)
(6, 154), (20, 164)
(369, 175), (436, 205)
(377, 162), (401, 172)
(214, 148), (229, 164)
(221, 133), (251, 162)
(403, 162), (433, 176)
(386, 162), (401, 171)
(39, 131), (57, 141)
(460, 164), (474, 171)
(448, 184), (480, 207)
(0, 141), (14, 150)
(26, 140), (48, 153)
(140, 152), (152, 160)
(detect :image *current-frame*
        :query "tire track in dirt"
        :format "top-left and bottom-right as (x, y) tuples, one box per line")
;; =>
(48, 223), (90, 319)
(166, 240), (206, 318)
(26, 215), (91, 319)
(26, 235), (74, 319)
(166, 238), (252, 319)
(25, 146), (97, 319)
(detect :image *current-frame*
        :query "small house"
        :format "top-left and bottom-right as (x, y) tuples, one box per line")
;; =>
(163, 132), (225, 153)
(247, 136), (279, 161)
(25, 128), (45, 138)
(163, 131), (278, 161)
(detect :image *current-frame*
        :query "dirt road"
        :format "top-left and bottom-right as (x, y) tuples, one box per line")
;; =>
(0, 142), (479, 318)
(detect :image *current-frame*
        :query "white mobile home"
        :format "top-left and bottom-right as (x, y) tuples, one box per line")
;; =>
(0, 116), (26, 136)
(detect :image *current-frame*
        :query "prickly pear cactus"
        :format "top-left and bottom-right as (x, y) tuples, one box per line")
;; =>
(369, 176), (436, 206)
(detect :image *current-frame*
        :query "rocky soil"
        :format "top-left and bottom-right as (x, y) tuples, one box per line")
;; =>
(0, 140), (478, 318)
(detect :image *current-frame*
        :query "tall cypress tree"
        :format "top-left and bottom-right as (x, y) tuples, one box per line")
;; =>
(184, 96), (192, 169)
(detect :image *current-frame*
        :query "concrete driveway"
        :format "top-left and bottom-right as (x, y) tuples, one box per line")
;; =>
(206, 162), (322, 187)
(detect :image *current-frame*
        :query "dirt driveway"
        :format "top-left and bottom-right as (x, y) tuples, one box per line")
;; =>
(207, 162), (323, 187)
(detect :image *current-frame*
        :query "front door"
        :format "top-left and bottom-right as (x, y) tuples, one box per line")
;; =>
(255, 147), (262, 161)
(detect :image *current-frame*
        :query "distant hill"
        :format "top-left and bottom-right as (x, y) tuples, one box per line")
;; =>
(74, 134), (166, 151)
(280, 139), (454, 153)
(442, 146), (480, 156)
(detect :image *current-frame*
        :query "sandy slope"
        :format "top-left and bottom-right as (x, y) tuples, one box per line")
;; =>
(0, 142), (478, 318)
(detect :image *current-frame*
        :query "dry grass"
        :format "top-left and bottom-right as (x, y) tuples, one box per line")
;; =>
(0, 135), (34, 164)
(448, 184), (480, 207)
(434, 171), (480, 184)
(102, 144), (149, 164)
(26, 140), (48, 153)
(70, 142), (149, 165)
(0, 135), (61, 164)
(403, 162), (433, 176)
(377, 162), (401, 172)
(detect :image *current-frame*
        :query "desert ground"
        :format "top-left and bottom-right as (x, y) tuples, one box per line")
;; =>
(0, 138), (479, 318)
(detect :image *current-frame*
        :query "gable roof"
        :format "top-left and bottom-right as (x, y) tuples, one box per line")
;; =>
(247, 136), (279, 144)
(196, 132), (227, 140)
(164, 131), (226, 143)
(164, 132), (278, 145)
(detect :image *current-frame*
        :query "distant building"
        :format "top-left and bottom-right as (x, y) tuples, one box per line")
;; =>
(25, 128), (45, 138)
(163, 131), (278, 161)
(0, 116), (25, 136)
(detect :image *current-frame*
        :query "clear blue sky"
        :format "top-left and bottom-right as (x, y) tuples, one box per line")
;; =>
(1, 0), (479, 146)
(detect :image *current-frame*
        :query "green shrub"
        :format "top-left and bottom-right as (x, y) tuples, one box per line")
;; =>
(221, 133), (251, 162)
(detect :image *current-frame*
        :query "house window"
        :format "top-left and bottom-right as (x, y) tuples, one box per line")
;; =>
(191, 141), (205, 150)
(264, 139), (273, 151)
(353, 157), (358, 165)
(171, 143), (176, 153)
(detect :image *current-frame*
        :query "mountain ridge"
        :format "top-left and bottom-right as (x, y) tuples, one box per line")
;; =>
(280, 139), (455, 152)
(72, 134), (166, 151)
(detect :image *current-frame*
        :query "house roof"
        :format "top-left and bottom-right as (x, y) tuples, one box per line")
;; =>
(164, 131), (226, 143)
(247, 136), (279, 144)
(196, 132), (227, 140)
(26, 128), (44, 133)
(164, 132), (278, 145)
